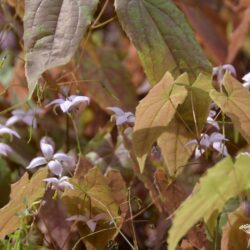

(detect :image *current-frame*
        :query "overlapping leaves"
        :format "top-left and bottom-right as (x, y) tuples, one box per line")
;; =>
(210, 72), (250, 144)
(133, 71), (212, 174)
(167, 154), (250, 250)
(62, 167), (127, 249)
(133, 72), (188, 172)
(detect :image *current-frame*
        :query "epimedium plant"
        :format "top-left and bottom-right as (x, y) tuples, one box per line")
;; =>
(0, 0), (250, 249)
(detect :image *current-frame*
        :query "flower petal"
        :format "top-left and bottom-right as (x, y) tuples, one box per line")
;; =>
(48, 160), (63, 176)
(66, 215), (88, 222)
(5, 116), (22, 127)
(53, 153), (75, 165)
(59, 180), (74, 190)
(116, 115), (127, 126)
(209, 132), (227, 144)
(71, 96), (90, 106)
(0, 125), (20, 138)
(60, 100), (72, 113)
(40, 137), (55, 160)
(207, 117), (220, 130)
(242, 72), (250, 83)
(43, 177), (60, 185)
(106, 107), (124, 116)
(86, 219), (97, 232)
(212, 142), (228, 156)
(27, 156), (47, 169)
(45, 99), (65, 108)
(0, 143), (13, 156)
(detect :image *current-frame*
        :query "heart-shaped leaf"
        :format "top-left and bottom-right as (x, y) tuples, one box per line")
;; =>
(24, 0), (98, 95)
(133, 72), (188, 172)
(210, 72), (250, 144)
(115, 0), (211, 84)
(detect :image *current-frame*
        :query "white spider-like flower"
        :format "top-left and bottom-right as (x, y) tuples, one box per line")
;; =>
(46, 95), (90, 113)
(66, 213), (108, 232)
(187, 132), (228, 159)
(242, 72), (250, 90)
(27, 136), (75, 176)
(106, 107), (135, 126)
(6, 108), (43, 128)
(0, 124), (20, 139)
(43, 176), (74, 191)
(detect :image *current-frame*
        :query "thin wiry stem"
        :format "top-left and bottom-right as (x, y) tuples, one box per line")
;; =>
(128, 187), (139, 250)
(68, 113), (82, 155)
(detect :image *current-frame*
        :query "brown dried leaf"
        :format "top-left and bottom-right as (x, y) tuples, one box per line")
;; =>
(221, 208), (250, 250)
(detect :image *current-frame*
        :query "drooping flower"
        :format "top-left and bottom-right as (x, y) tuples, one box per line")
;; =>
(27, 136), (75, 176)
(0, 143), (13, 156)
(46, 95), (90, 113)
(0, 124), (20, 139)
(6, 108), (43, 128)
(66, 213), (108, 232)
(187, 132), (228, 159)
(43, 176), (74, 191)
(242, 72), (250, 90)
(106, 107), (135, 126)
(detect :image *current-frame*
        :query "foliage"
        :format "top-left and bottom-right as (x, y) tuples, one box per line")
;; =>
(0, 0), (250, 249)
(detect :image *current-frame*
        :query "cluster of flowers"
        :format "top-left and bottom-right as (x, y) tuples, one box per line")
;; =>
(187, 64), (250, 160)
(0, 108), (41, 157)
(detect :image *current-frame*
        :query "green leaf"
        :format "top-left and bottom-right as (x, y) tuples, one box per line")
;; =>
(157, 73), (212, 176)
(24, 0), (98, 95)
(210, 72), (250, 144)
(167, 154), (250, 250)
(0, 168), (48, 239)
(115, 0), (211, 84)
(133, 72), (188, 172)
(62, 167), (127, 249)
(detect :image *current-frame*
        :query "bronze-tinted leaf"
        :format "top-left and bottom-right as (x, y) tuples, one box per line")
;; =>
(210, 72), (250, 144)
(221, 208), (250, 250)
(158, 73), (212, 176)
(115, 0), (211, 84)
(24, 0), (98, 95)
(62, 167), (127, 249)
(133, 72), (188, 172)
(0, 168), (48, 239)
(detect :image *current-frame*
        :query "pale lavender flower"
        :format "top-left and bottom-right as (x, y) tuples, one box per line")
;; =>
(6, 108), (42, 128)
(66, 213), (108, 232)
(46, 95), (90, 113)
(43, 176), (74, 191)
(0, 125), (20, 139)
(206, 110), (220, 130)
(0, 143), (13, 156)
(107, 107), (135, 126)
(242, 72), (250, 90)
(27, 136), (75, 176)
(187, 132), (228, 159)
(213, 64), (236, 87)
